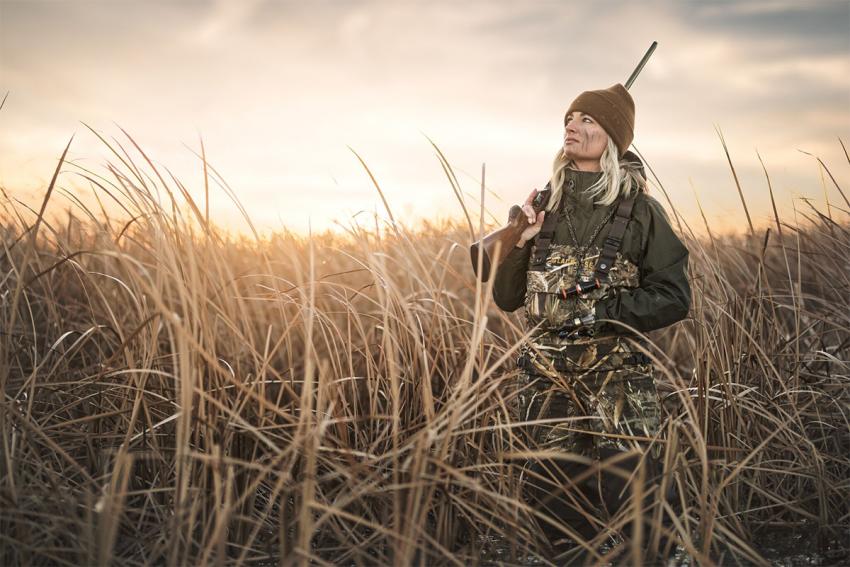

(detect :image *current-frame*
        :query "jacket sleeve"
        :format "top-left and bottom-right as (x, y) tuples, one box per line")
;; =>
(595, 196), (691, 332)
(492, 240), (532, 312)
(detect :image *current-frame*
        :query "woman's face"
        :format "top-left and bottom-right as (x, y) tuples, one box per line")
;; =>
(563, 111), (609, 163)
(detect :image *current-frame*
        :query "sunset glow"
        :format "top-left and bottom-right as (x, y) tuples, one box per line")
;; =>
(1, 0), (848, 236)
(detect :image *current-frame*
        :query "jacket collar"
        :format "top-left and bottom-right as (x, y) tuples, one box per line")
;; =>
(621, 150), (647, 180)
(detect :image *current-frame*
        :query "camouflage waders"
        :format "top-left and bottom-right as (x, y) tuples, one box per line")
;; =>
(517, 340), (669, 556)
(518, 240), (669, 554)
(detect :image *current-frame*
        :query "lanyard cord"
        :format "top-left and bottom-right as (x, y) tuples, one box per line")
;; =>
(560, 178), (617, 273)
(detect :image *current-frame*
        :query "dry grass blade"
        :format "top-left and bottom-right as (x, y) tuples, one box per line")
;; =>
(797, 148), (850, 209)
(715, 125), (754, 235)
(347, 146), (399, 236)
(422, 133), (476, 241)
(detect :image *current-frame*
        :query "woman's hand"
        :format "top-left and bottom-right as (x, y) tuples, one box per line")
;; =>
(517, 189), (546, 247)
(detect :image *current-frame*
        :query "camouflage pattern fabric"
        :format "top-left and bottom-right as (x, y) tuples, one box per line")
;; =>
(517, 337), (662, 458)
(525, 243), (639, 332)
(516, 338), (667, 552)
(519, 238), (660, 455)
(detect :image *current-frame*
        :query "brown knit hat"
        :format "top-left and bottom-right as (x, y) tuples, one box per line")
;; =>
(565, 83), (635, 157)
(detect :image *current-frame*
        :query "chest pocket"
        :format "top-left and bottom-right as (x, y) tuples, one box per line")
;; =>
(525, 244), (639, 331)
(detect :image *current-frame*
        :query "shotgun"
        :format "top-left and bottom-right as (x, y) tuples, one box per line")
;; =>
(469, 41), (658, 282)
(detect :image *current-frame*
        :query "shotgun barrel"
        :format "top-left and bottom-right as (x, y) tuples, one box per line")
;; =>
(625, 41), (657, 89)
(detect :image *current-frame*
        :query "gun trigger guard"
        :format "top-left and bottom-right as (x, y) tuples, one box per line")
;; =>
(531, 188), (551, 211)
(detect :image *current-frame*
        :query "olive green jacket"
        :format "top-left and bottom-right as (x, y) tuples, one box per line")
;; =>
(492, 168), (691, 333)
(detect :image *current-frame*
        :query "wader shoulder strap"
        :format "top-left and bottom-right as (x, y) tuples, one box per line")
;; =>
(594, 195), (637, 281)
(529, 182), (558, 271)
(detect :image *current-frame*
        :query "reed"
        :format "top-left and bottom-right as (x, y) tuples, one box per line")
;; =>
(0, 130), (847, 566)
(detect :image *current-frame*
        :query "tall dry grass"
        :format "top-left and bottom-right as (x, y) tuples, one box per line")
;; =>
(0, 130), (848, 566)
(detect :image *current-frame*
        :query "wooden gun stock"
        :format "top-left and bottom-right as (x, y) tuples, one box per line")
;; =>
(470, 189), (548, 282)
(469, 205), (528, 282)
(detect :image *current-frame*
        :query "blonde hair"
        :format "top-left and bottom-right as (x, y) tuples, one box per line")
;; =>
(544, 137), (646, 213)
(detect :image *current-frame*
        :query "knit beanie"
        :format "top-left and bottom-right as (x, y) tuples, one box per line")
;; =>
(565, 83), (635, 157)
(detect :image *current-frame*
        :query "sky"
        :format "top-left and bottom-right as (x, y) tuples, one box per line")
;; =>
(1, 0), (849, 238)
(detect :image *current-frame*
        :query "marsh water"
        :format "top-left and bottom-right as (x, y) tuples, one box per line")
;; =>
(473, 524), (848, 566)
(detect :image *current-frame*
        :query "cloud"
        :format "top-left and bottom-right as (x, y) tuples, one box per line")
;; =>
(187, 0), (267, 46)
(679, 0), (849, 55)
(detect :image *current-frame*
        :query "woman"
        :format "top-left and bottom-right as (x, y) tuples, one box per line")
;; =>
(492, 84), (691, 557)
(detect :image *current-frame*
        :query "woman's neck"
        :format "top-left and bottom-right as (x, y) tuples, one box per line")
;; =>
(567, 159), (602, 172)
